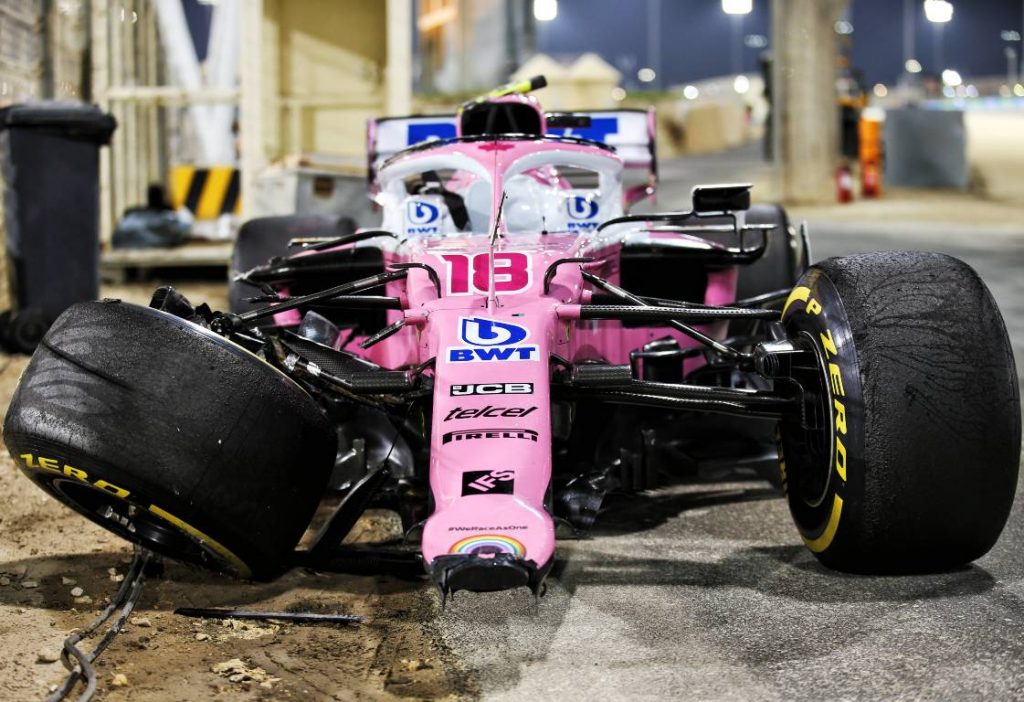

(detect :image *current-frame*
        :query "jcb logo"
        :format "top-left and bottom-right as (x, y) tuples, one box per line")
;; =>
(461, 469), (515, 495)
(451, 383), (534, 396)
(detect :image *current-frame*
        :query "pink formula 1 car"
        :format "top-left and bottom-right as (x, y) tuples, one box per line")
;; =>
(5, 78), (1020, 598)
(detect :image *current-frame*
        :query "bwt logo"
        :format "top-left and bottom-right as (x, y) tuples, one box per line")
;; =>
(460, 317), (528, 346)
(566, 196), (599, 220)
(548, 116), (620, 145)
(407, 200), (440, 226)
(569, 196), (598, 232)
(406, 121), (456, 146)
(447, 317), (539, 363)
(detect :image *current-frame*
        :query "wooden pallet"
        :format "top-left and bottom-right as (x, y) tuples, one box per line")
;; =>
(101, 240), (233, 283)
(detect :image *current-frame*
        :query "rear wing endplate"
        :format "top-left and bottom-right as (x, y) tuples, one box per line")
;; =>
(367, 115), (458, 180)
(544, 108), (656, 175)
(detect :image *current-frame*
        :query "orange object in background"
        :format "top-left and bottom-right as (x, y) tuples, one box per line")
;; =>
(859, 117), (883, 198)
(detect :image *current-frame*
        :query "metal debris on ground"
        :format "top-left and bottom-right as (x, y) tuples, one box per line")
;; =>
(174, 607), (364, 625)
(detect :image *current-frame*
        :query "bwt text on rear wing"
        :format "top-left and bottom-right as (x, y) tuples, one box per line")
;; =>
(366, 108), (657, 191)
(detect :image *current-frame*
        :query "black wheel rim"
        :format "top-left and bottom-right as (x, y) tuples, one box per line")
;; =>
(785, 331), (835, 509)
(51, 480), (241, 576)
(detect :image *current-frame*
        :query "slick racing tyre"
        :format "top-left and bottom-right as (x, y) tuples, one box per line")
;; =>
(736, 204), (806, 304)
(778, 251), (1020, 573)
(3, 300), (337, 580)
(1, 309), (51, 354)
(730, 204), (806, 342)
(229, 215), (355, 314)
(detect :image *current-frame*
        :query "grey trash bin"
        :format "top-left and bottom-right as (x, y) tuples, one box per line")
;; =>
(0, 102), (116, 352)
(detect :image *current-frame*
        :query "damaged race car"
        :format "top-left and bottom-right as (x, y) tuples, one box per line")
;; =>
(5, 77), (1020, 600)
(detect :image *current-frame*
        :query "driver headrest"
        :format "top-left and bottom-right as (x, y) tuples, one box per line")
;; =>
(459, 98), (544, 137)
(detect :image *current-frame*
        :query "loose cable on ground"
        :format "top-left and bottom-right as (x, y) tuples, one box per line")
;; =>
(44, 547), (153, 702)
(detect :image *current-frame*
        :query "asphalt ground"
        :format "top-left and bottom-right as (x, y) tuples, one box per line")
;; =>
(435, 214), (1024, 700)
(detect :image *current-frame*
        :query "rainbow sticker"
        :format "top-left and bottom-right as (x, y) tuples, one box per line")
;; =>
(449, 534), (526, 558)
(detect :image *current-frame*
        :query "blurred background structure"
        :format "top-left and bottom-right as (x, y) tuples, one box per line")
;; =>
(0, 0), (1019, 282)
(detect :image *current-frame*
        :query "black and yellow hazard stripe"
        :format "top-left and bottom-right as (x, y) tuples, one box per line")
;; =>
(169, 165), (241, 219)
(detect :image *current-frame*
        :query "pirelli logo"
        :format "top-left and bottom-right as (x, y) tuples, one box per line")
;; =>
(169, 165), (241, 220)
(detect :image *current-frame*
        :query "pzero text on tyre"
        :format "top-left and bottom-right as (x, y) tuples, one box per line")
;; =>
(778, 251), (1020, 573)
(3, 300), (337, 580)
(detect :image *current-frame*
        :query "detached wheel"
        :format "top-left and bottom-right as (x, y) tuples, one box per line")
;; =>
(778, 251), (1020, 573)
(230, 215), (354, 314)
(3, 300), (337, 580)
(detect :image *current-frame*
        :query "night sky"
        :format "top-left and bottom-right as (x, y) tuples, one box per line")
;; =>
(179, 0), (1022, 89)
(535, 0), (1023, 87)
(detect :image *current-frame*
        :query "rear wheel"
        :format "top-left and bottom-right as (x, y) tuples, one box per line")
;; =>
(3, 300), (337, 579)
(735, 204), (806, 313)
(229, 215), (354, 314)
(2, 308), (50, 354)
(778, 251), (1020, 573)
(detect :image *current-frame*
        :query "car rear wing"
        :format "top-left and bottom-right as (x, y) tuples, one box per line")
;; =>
(366, 108), (657, 194)
(545, 108), (656, 174)
(367, 115), (458, 182)
(546, 108), (657, 207)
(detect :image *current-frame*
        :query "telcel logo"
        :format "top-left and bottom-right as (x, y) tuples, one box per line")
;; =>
(444, 405), (538, 421)
(447, 317), (539, 363)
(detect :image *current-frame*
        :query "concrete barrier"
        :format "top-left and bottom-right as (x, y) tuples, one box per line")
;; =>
(884, 108), (967, 190)
(964, 111), (1024, 203)
(681, 102), (748, 154)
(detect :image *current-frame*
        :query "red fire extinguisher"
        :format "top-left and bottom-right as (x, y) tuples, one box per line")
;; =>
(836, 162), (854, 203)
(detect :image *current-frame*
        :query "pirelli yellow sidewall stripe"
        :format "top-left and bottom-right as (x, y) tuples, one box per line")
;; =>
(782, 286), (811, 317)
(803, 495), (843, 552)
(783, 284), (849, 554)
(147, 504), (252, 578)
(18, 452), (252, 579)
